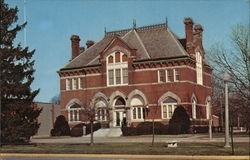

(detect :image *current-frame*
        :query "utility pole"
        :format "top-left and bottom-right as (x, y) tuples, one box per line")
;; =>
(223, 72), (231, 148)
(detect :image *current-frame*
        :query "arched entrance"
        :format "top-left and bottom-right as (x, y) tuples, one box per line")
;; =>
(113, 97), (126, 127)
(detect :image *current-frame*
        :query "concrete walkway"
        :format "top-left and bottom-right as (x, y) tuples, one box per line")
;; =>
(31, 134), (249, 144)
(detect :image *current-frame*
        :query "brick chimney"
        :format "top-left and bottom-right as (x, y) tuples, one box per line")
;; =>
(70, 35), (80, 60)
(193, 24), (203, 50)
(86, 40), (95, 48)
(184, 17), (194, 54)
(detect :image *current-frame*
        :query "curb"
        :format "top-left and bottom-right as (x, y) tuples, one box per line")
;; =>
(1, 153), (249, 159)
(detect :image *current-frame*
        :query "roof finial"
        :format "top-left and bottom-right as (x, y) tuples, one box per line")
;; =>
(104, 27), (107, 35)
(165, 16), (168, 28)
(133, 19), (136, 29)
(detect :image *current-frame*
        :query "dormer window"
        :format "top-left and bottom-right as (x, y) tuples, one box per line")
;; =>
(106, 52), (128, 86)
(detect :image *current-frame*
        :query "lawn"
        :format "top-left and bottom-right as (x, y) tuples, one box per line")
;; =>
(0, 142), (249, 155)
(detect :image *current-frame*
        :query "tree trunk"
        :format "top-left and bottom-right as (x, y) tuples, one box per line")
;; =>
(90, 121), (94, 146)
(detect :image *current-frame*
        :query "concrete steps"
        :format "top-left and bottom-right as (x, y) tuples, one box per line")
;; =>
(85, 127), (122, 137)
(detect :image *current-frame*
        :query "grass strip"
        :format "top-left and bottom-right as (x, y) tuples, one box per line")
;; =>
(0, 142), (249, 155)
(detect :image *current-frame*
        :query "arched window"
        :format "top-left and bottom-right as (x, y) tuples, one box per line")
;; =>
(95, 100), (108, 121)
(161, 97), (177, 119)
(192, 98), (197, 119)
(196, 52), (203, 85)
(131, 96), (145, 120)
(68, 103), (82, 122)
(108, 56), (113, 63)
(106, 51), (128, 86)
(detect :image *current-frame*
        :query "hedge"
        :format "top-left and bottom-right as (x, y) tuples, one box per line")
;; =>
(121, 122), (168, 136)
(50, 115), (70, 136)
(70, 122), (101, 137)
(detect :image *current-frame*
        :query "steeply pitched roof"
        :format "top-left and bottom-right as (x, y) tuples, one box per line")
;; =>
(61, 23), (188, 70)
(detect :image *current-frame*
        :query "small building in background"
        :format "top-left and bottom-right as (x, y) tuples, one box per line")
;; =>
(33, 102), (61, 137)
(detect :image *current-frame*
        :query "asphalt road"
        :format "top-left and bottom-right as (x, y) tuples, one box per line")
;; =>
(1, 154), (249, 160)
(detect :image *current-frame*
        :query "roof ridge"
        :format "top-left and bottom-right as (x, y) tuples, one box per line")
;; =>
(106, 23), (167, 36)
(132, 29), (150, 59)
(166, 27), (188, 56)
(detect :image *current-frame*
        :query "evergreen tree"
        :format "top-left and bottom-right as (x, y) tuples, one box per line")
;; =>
(168, 105), (191, 134)
(0, 0), (41, 144)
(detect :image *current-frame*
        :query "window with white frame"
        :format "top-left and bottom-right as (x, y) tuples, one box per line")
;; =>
(196, 52), (203, 85)
(68, 104), (82, 122)
(192, 98), (197, 119)
(131, 96), (145, 120)
(95, 100), (108, 121)
(161, 97), (177, 119)
(78, 78), (83, 89)
(66, 79), (70, 90)
(174, 69), (180, 81)
(106, 52), (128, 86)
(158, 70), (165, 82)
(72, 79), (77, 90)
(166, 69), (172, 82)
(132, 107), (145, 120)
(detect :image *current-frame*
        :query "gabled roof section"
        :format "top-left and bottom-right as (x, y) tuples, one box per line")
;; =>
(122, 29), (150, 59)
(61, 23), (189, 70)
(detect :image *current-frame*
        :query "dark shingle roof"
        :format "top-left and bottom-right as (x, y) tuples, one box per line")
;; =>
(61, 23), (188, 70)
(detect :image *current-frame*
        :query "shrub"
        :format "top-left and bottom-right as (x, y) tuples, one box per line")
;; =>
(168, 105), (191, 134)
(70, 122), (101, 137)
(50, 115), (70, 136)
(70, 123), (85, 137)
(121, 122), (168, 136)
(136, 122), (167, 135)
(121, 126), (137, 136)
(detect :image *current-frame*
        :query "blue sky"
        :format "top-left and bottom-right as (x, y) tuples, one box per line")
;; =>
(5, 0), (249, 102)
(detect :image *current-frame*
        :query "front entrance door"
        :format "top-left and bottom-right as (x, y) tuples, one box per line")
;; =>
(116, 111), (123, 126)
(113, 111), (125, 127)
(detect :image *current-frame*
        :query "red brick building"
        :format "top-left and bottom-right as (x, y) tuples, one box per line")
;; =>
(58, 18), (212, 128)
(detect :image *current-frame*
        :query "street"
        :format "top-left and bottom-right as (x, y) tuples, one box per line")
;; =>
(1, 154), (249, 160)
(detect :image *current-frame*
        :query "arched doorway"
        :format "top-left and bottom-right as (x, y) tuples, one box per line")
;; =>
(113, 97), (126, 127)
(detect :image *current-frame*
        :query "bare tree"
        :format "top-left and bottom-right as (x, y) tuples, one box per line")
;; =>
(208, 24), (250, 133)
(82, 106), (96, 146)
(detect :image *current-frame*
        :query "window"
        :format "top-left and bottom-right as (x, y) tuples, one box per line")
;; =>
(158, 70), (165, 82)
(106, 52), (128, 86)
(108, 56), (113, 63)
(115, 69), (121, 84)
(72, 79), (77, 90)
(108, 70), (114, 85)
(115, 52), (120, 63)
(78, 78), (83, 89)
(97, 108), (107, 121)
(131, 96), (145, 120)
(132, 107), (145, 120)
(95, 100), (108, 122)
(66, 79), (70, 90)
(192, 99), (197, 119)
(166, 69), (172, 82)
(133, 108), (136, 119)
(161, 97), (177, 119)
(196, 52), (203, 85)
(68, 104), (82, 122)
(122, 68), (128, 84)
(174, 69), (180, 81)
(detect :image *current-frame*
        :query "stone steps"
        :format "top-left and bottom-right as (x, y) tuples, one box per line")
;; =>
(85, 128), (122, 137)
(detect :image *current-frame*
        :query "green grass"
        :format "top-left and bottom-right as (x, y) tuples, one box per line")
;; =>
(205, 132), (249, 138)
(0, 142), (249, 155)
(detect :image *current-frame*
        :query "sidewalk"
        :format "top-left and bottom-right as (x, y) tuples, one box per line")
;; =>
(1, 153), (249, 160)
(31, 135), (249, 144)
